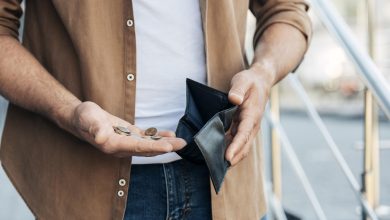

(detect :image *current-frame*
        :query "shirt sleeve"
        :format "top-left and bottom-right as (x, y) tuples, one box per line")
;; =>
(250, 0), (312, 51)
(0, 0), (23, 40)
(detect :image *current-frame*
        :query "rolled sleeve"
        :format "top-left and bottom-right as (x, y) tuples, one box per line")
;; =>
(250, 0), (312, 51)
(0, 0), (23, 40)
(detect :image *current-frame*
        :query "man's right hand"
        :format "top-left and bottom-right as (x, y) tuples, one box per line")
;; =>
(70, 101), (186, 158)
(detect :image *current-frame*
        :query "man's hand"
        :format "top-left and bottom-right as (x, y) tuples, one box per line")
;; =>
(224, 21), (308, 166)
(225, 64), (274, 166)
(71, 101), (186, 158)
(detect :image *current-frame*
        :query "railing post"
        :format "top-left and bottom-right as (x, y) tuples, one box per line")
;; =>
(363, 0), (380, 219)
(270, 85), (282, 200)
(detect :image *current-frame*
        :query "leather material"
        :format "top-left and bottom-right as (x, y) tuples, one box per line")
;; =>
(176, 79), (237, 193)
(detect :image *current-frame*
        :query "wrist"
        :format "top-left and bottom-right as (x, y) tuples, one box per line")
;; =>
(51, 98), (82, 134)
(250, 60), (276, 90)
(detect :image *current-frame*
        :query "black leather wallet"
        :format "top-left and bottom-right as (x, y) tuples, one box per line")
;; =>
(175, 78), (237, 193)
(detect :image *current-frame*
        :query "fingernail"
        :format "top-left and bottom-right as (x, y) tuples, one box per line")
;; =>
(229, 92), (243, 103)
(180, 138), (187, 146)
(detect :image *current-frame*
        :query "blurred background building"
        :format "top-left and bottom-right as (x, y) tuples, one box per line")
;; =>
(0, 0), (389, 219)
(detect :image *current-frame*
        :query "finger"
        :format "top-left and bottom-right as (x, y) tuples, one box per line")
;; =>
(111, 139), (173, 158)
(229, 127), (258, 166)
(224, 108), (240, 146)
(229, 107), (240, 136)
(132, 137), (186, 154)
(121, 136), (174, 154)
(228, 73), (252, 105)
(157, 130), (176, 137)
(225, 117), (255, 162)
(230, 142), (252, 166)
(104, 124), (183, 155)
(162, 137), (187, 151)
(104, 130), (182, 156)
(225, 121), (237, 146)
(114, 151), (162, 158)
(224, 131), (234, 148)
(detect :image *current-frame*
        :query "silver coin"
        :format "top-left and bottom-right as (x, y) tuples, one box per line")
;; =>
(113, 126), (131, 136)
(150, 136), (162, 140)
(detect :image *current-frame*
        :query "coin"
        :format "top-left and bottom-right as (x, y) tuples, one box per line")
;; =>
(150, 135), (162, 140)
(113, 126), (131, 136)
(145, 127), (158, 136)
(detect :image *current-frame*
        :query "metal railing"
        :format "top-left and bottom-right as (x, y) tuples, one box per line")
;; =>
(264, 0), (390, 219)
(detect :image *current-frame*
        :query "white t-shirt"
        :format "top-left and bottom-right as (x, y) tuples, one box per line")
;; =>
(132, 0), (207, 164)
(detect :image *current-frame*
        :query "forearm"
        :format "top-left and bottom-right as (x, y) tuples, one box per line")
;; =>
(251, 23), (308, 86)
(0, 36), (81, 131)
(226, 23), (308, 164)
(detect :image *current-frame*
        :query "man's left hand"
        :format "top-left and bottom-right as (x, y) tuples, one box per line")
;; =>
(225, 64), (274, 166)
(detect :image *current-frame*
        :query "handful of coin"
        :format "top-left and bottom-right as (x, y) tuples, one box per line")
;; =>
(112, 126), (162, 140)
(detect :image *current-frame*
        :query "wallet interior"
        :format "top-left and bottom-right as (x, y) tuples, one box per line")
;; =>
(176, 79), (234, 162)
(176, 79), (237, 193)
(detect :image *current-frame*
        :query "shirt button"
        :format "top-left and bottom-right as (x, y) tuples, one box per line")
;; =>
(117, 190), (124, 197)
(126, 19), (134, 27)
(127, 73), (135, 81)
(119, 179), (126, 186)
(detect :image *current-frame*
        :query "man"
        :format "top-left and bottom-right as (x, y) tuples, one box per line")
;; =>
(0, 0), (311, 219)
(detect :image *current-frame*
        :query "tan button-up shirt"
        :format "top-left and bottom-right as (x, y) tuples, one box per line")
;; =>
(0, 0), (311, 219)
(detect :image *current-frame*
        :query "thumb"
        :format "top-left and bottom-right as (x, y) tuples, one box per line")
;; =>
(228, 73), (251, 105)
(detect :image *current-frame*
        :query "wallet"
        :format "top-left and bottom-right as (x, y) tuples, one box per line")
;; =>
(175, 78), (237, 193)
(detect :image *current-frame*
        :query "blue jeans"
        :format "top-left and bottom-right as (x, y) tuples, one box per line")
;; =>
(124, 159), (212, 220)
